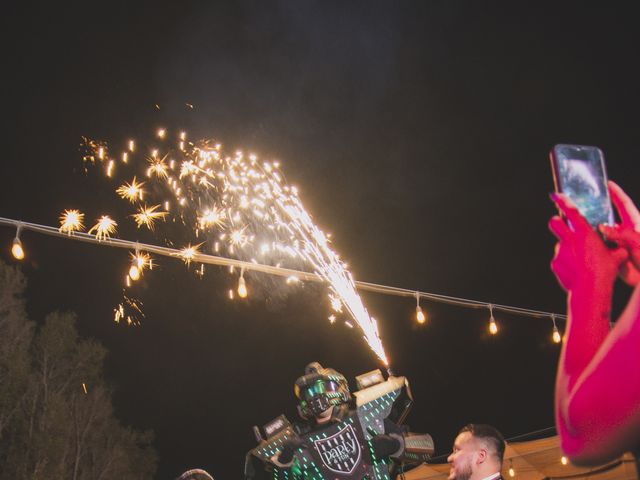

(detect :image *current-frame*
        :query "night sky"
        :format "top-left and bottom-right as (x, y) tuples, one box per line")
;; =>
(3, 2), (640, 479)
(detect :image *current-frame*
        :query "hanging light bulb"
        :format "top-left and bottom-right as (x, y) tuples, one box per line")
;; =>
(11, 224), (25, 260)
(128, 248), (147, 282)
(552, 315), (562, 344)
(561, 456), (568, 466)
(129, 264), (140, 281)
(415, 292), (426, 324)
(12, 238), (24, 260)
(508, 460), (515, 477)
(237, 268), (248, 298)
(488, 305), (498, 335)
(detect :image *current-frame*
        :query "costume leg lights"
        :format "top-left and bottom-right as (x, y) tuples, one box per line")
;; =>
(245, 363), (434, 480)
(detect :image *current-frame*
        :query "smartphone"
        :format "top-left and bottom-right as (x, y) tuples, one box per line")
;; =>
(550, 144), (614, 227)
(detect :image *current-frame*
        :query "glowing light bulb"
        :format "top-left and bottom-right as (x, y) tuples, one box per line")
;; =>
(561, 456), (568, 466)
(415, 293), (426, 324)
(489, 317), (498, 335)
(508, 466), (515, 477)
(552, 326), (562, 344)
(237, 275), (248, 298)
(129, 264), (140, 281)
(11, 238), (24, 260)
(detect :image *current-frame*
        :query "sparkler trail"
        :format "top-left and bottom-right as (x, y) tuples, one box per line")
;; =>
(79, 130), (388, 365)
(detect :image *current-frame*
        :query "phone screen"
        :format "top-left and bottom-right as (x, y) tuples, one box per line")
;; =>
(552, 144), (614, 227)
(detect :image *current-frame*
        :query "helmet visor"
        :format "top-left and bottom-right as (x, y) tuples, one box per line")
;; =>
(296, 379), (342, 401)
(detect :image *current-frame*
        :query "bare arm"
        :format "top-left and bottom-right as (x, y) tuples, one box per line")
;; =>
(556, 283), (640, 464)
(550, 189), (638, 464)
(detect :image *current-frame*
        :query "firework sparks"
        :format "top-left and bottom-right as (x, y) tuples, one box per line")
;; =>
(147, 156), (169, 179)
(116, 177), (145, 202)
(59, 209), (85, 235)
(114, 295), (144, 326)
(128, 251), (152, 280)
(329, 294), (343, 313)
(132, 204), (167, 230)
(178, 243), (202, 265)
(88, 215), (117, 241)
(83, 128), (389, 364)
(229, 226), (249, 246)
(198, 206), (225, 229)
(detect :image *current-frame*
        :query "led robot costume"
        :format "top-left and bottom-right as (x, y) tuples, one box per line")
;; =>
(245, 362), (434, 480)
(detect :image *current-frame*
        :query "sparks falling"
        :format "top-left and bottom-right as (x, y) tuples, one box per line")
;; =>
(88, 215), (117, 241)
(178, 243), (201, 265)
(114, 295), (144, 326)
(132, 204), (168, 230)
(59, 209), (85, 235)
(82, 129), (389, 365)
(116, 177), (145, 203)
(147, 155), (169, 179)
(128, 251), (152, 281)
(198, 206), (225, 229)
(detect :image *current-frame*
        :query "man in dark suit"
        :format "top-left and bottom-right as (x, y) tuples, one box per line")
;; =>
(447, 424), (505, 480)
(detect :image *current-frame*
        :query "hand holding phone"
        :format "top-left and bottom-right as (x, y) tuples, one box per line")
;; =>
(550, 144), (614, 228)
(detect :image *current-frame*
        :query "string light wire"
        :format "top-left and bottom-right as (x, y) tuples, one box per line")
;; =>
(0, 216), (566, 322)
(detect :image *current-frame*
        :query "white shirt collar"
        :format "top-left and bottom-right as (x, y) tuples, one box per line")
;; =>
(481, 472), (501, 480)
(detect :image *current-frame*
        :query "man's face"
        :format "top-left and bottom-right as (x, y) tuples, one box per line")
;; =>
(447, 432), (479, 480)
(315, 405), (334, 424)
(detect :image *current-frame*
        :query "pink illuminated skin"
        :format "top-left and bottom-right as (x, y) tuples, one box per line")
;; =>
(550, 181), (640, 465)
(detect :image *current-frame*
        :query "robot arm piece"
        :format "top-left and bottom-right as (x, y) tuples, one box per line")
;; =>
(371, 419), (433, 464)
(357, 374), (434, 465)
(393, 432), (434, 464)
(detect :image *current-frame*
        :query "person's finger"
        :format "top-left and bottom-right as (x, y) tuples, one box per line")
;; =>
(609, 181), (640, 228)
(600, 224), (640, 249)
(620, 261), (640, 287)
(611, 247), (629, 267)
(549, 216), (572, 242)
(550, 254), (573, 292)
(599, 224), (622, 241)
(551, 193), (591, 232)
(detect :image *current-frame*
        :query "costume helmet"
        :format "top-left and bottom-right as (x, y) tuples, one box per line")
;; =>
(294, 362), (351, 419)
